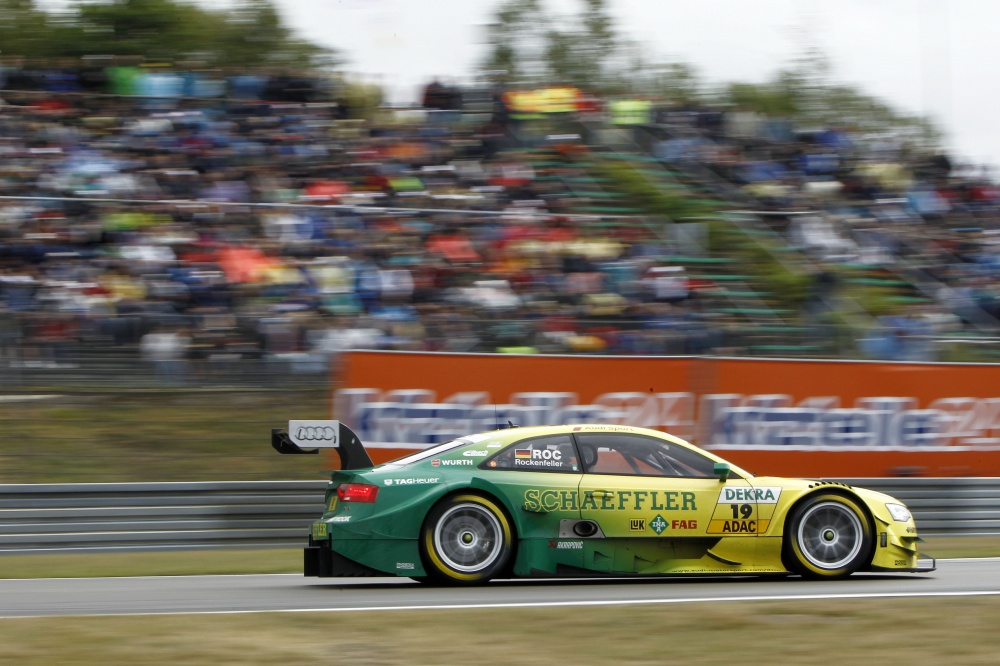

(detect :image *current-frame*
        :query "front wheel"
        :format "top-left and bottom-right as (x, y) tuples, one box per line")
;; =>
(421, 494), (514, 585)
(785, 493), (872, 579)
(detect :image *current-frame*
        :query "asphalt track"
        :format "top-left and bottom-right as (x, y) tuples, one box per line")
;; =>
(1, 558), (998, 619)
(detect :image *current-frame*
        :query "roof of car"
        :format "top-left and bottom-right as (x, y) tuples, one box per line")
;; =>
(461, 423), (690, 446)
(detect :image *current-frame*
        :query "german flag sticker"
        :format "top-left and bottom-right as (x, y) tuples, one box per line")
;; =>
(514, 449), (532, 459)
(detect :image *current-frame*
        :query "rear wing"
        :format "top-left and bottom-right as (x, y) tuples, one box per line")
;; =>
(271, 420), (374, 470)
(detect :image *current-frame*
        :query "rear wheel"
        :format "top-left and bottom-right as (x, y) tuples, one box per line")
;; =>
(421, 494), (513, 585)
(785, 493), (872, 579)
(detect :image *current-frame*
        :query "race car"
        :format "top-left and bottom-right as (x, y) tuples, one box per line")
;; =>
(273, 421), (934, 585)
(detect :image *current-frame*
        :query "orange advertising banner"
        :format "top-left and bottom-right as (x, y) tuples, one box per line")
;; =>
(333, 351), (1000, 477)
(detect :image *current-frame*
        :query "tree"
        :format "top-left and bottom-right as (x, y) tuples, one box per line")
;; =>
(725, 48), (942, 150)
(214, 0), (337, 69)
(635, 59), (702, 104)
(546, 0), (616, 89)
(0, 0), (70, 59)
(0, 0), (336, 70)
(726, 81), (799, 117)
(75, 0), (210, 61)
(481, 0), (547, 82)
(479, 0), (943, 153)
(481, 0), (618, 90)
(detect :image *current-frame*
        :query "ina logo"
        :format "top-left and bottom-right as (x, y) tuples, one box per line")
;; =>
(650, 515), (668, 535)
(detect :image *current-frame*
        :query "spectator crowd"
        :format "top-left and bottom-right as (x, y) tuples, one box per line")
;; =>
(2, 58), (1000, 383)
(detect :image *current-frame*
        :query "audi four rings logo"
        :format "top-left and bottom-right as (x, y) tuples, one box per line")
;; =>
(295, 426), (336, 441)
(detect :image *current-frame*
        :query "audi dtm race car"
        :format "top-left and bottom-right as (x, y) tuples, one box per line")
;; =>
(273, 421), (935, 585)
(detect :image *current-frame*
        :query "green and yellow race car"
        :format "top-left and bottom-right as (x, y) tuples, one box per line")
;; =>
(273, 421), (934, 585)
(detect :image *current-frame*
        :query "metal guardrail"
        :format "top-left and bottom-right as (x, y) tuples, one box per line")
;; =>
(0, 481), (327, 554)
(841, 477), (1000, 538)
(1, 478), (998, 554)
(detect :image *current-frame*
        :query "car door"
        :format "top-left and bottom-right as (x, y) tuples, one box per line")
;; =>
(479, 432), (584, 575)
(574, 431), (759, 574)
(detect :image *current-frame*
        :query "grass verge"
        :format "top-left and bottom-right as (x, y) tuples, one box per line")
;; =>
(0, 548), (302, 579)
(3, 599), (1000, 664)
(0, 389), (330, 482)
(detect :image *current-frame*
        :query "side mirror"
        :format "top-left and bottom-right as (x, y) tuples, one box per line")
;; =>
(714, 462), (730, 482)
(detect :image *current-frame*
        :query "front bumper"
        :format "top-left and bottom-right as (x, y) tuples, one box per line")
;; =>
(871, 554), (936, 574)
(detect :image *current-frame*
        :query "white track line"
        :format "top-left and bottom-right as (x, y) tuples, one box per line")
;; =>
(4, 590), (1000, 620)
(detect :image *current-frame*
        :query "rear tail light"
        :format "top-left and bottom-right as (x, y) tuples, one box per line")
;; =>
(337, 483), (379, 503)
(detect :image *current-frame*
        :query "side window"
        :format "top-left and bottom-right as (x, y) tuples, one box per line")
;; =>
(575, 433), (716, 478)
(484, 434), (580, 473)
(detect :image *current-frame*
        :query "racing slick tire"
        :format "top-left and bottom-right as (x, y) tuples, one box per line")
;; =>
(785, 493), (873, 579)
(420, 493), (514, 585)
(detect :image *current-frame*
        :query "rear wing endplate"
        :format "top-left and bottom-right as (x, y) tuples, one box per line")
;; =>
(271, 420), (373, 470)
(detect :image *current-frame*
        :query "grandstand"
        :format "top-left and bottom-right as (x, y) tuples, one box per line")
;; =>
(2, 62), (1000, 392)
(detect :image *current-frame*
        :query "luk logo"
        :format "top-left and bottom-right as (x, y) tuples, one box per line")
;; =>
(630, 519), (646, 532)
(650, 515), (668, 535)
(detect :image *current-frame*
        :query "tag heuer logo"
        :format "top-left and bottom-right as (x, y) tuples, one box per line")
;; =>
(650, 515), (668, 535)
(629, 518), (646, 531)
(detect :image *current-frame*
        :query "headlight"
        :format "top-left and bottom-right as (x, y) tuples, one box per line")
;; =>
(886, 503), (912, 522)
